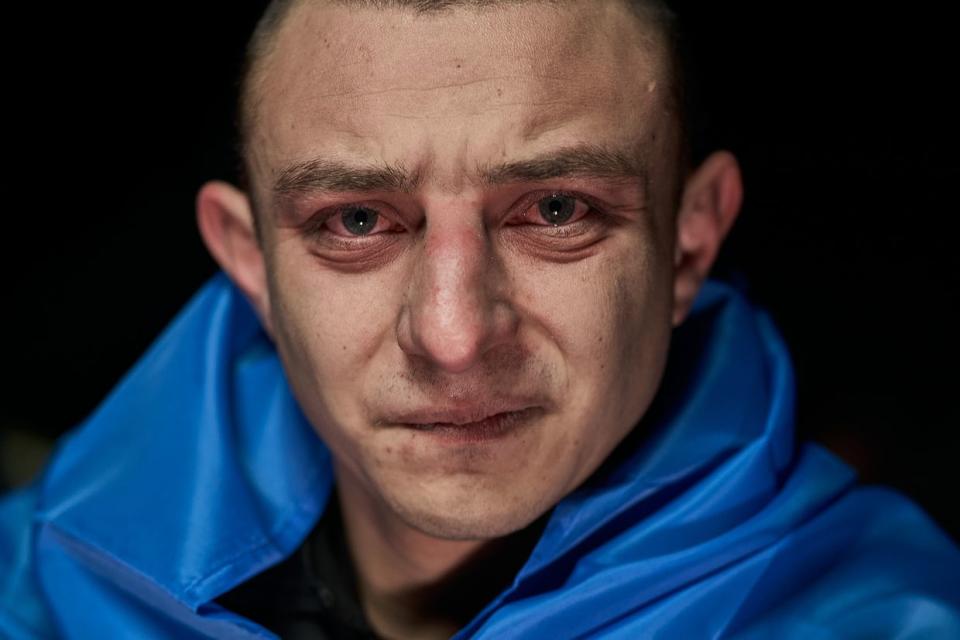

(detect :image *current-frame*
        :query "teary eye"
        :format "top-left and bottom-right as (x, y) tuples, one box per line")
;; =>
(341, 206), (379, 236)
(538, 195), (577, 226)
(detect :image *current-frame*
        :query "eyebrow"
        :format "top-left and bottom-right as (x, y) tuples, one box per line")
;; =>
(479, 144), (648, 185)
(271, 143), (647, 198)
(273, 158), (421, 197)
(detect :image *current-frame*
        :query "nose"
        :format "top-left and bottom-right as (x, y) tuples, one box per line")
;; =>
(397, 225), (518, 373)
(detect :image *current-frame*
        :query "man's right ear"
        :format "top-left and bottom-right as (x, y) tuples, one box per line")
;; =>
(196, 180), (274, 336)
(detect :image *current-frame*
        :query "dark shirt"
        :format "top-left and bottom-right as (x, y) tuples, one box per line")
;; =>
(217, 496), (378, 639)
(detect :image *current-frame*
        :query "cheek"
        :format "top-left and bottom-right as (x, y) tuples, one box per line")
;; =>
(509, 233), (673, 422)
(514, 238), (666, 356)
(266, 241), (404, 411)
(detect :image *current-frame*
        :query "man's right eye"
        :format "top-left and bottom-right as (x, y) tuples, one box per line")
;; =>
(339, 206), (379, 236)
(319, 204), (399, 238)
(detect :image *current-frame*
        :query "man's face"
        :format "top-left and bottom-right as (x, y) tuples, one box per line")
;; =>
(247, 1), (682, 539)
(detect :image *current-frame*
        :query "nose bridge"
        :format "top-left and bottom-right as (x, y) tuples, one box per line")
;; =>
(421, 224), (489, 361)
(400, 218), (512, 372)
(431, 227), (478, 301)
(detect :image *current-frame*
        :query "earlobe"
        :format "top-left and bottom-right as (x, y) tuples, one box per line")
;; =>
(196, 181), (274, 335)
(671, 151), (744, 326)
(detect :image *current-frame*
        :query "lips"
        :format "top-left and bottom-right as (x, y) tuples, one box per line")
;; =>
(382, 402), (543, 443)
(384, 400), (540, 427)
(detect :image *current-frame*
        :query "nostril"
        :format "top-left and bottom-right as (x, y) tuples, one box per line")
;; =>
(396, 305), (420, 358)
(397, 294), (519, 374)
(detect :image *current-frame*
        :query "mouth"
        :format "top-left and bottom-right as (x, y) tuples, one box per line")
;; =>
(387, 405), (543, 444)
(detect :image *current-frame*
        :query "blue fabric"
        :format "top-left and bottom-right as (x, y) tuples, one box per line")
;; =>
(2, 274), (958, 639)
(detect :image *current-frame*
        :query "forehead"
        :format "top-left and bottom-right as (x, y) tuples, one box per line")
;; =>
(248, 1), (672, 185)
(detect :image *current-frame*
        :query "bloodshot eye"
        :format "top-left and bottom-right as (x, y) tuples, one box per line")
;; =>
(341, 206), (379, 236)
(538, 195), (577, 226)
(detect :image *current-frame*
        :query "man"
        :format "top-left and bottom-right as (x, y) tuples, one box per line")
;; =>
(1, 0), (958, 638)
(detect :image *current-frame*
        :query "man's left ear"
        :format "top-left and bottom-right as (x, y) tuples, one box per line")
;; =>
(672, 150), (744, 326)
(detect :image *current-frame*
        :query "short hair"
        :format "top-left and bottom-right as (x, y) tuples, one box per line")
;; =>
(235, 0), (687, 192)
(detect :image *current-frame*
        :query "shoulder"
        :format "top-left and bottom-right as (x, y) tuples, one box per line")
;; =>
(725, 484), (960, 639)
(504, 448), (960, 640)
(0, 485), (57, 639)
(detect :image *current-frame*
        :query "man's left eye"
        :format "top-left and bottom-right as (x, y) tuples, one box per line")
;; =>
(526, 194), (590, 227)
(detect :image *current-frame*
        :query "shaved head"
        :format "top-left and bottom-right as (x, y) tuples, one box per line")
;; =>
(236, 0), (686, 186)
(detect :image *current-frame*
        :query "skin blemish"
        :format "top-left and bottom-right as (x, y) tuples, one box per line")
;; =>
(399, 436), (418, 465)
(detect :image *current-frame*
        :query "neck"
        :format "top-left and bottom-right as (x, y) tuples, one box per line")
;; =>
(335, 472), (544, 640)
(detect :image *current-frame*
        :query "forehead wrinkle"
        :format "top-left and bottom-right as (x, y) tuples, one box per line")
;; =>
(308, 73), (569, 101)
(244, 0), (675, 149)
(515, 96), (593, 142)
(254, 1), (672, 200)
(260, 2), (659, 113)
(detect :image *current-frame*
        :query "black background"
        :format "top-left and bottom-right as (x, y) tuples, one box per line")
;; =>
(2, 3), (958, 538)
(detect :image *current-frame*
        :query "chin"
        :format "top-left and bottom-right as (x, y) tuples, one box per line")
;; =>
(385, 483), (557, 541)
